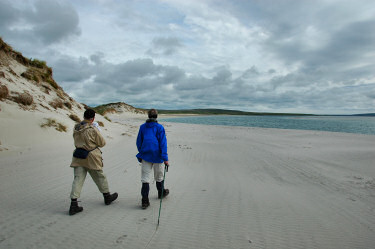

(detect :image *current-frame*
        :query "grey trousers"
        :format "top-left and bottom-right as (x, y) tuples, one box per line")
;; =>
(70, 166), (109, 199)
(141, 160), (164, 183)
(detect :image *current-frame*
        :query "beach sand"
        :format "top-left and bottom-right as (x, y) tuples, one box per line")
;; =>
(0, 113), (375, 249)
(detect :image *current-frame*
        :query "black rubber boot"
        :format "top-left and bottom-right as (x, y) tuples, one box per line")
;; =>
(142, 197), (150, 209)
(69, 199), (83, 216)
(141, 183), (150, 198)
(103, 192), (118, 205)
(156, 181), (169, 199)
(141, 183), (150, 209)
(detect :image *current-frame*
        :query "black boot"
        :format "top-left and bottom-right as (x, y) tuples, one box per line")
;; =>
(141, 183), (150, 209)
(69, 199), (83, 216)
(156, 181), (169, 199)
(141, 197), (150, 209)
(103, 192), (118, 205)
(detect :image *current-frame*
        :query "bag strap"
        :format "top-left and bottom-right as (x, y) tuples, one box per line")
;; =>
(75, 147), (98, 152)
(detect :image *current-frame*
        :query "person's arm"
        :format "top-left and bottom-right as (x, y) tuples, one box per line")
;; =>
(136, 127), (144, 163)
(159, 126), (168, 163)
(94, 128), (106, 147)
(136, 127), (143, 152)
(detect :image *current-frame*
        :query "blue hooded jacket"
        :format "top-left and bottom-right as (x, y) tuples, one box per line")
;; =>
(136, 120), (168, 163)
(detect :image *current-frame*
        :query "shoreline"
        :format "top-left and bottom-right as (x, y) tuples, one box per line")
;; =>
(160, 115), (375, 136)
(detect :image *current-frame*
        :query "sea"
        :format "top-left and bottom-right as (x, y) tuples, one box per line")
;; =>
(161, 115), (375, 135)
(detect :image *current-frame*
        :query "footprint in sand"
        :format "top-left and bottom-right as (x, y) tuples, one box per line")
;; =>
(136, 217), (148, 224)
(115, 235), (127, 244)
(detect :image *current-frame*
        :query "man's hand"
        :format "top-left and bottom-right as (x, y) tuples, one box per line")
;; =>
(164, 161), (169, 171)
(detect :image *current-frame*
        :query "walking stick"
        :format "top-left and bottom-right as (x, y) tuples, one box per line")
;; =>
(157, 164), (168, 227)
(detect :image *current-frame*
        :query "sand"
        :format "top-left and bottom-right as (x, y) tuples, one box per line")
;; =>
(0, 112), (375, 249)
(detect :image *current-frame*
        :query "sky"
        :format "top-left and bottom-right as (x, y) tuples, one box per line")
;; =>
(0, 0), (374, 114)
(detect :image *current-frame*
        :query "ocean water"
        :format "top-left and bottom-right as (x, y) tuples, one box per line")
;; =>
(161, 115), (375, 135)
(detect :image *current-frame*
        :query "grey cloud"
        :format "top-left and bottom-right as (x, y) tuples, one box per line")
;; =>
(306, 19), (375, 69)
(259, 15), (375, 103)
(213, 67), (232, 85)
(268, 69), (276, 74)
(241, 66), (260, 79)
(0, 0), (81, 45)
(269, 72), (315, 89)
(223, 0), (319, 37)
(49, 50), (375, 113)
(110, 58), (161, 80)
(0, 0), (19, 28)
(36, 0), (375, 113)
(52, 56), (93, 83)
(55, 57), (187, 105)
(94, 59), (186, 94)
(161, 66), (185, 84)
(146, 37), (183, 56)
(26, 0), (81, 44)
(174, 75), (212, 91)
(90, 52), (105, 65)
(364, 89), (375, 99)
(243, 0), (375, 84)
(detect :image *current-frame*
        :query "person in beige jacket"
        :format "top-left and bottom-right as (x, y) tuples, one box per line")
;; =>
(69, 109), (118, 215)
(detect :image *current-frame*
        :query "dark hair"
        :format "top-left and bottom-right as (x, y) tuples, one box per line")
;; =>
(148, 109), (158, 119)
(84, 109), (96, 119)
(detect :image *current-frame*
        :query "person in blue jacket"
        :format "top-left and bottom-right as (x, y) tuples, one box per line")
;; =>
(136, 109), (170, 209)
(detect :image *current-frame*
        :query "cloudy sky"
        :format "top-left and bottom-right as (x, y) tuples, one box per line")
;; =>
(1, 0), (374, 114)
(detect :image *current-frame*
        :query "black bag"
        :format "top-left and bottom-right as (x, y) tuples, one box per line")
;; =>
(73, 148), (90, 159)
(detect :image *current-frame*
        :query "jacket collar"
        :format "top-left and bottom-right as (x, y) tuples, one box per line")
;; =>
(146, 118), (158, 123)
(75, 120), (92, 131)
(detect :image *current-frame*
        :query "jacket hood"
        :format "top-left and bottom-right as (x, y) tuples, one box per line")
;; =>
(145, 119), (158, 128)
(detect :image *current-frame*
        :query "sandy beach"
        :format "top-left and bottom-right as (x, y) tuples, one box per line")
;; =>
(1, 111), (374, 249)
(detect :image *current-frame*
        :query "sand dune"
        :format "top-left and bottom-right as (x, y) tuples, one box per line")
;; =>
(1, 115), (374, 249)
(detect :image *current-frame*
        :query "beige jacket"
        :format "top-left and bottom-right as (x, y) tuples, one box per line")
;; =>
(70, 121), (106, 170)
